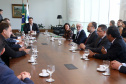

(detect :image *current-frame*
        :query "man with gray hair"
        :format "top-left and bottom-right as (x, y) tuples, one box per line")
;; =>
(73, 23), (87, 44)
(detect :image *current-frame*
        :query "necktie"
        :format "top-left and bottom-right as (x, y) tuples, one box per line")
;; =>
(97, 38), (102, 47)
(84, 34), (91, 44)
(76, 32), (79, 39)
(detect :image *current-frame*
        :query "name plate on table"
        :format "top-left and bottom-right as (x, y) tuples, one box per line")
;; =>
(64, 64), (78, 70)
(41, 43), (48, 45)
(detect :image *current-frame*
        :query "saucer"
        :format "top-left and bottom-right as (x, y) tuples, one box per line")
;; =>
(69, 49), (73, 51)
(85, 58), (89, 61)
(31, 62), (38, 65)
(39, 73), (49, 77)
(31, 55), (37, 57)
(97, 68), (106, 72)
(72, 51), (76, 53)
(102, 72), (110, 76)
(28, 60), (34, 63)
(30, 37), (35, 40)
(33, 51), (39, 53)
(80, 57), (85, 60)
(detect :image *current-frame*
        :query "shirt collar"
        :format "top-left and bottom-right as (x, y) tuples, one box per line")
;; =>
(77, 29), (82, 33)
(90, 30), (96, 35)
(101, 35), (106, 39)
(111, 38), (116, 44)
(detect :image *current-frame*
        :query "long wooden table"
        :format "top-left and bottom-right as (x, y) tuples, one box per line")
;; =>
(10, 33), (126, 84)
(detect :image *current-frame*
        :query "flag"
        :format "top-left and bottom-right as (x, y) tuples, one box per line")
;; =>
(21, 2), (25, 32)
(25, 2), (29, 23)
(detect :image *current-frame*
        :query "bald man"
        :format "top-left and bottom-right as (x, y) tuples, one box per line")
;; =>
(73, 23), (87, 44)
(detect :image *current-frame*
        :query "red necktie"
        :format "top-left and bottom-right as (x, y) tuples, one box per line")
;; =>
(84, 34), (91, 44)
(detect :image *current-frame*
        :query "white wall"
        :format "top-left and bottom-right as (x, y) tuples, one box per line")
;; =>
(120, 0), (126, 20)
(0, 0), (67, 29)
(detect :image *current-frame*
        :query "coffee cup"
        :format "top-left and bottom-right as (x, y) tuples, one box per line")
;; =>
(42, 69), (47, 74)
(83, 54), (86, 59)
(30, 57), (35, 61)
(99, 65), (105, 70)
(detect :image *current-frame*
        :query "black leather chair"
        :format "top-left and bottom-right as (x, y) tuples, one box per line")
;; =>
(52, 27), (65, 36)
(52, 27), (75, 36)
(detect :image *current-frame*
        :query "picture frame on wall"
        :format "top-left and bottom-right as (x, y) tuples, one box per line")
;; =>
(12, 4), (26, 18)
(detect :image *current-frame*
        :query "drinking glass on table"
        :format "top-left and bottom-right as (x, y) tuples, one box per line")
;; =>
(71, 43), (76, 50)
(45, 30), (48, 34)
(32, 45), (37, 52)
(103, 60), (110, 75)
(46, 65), (55, 82)
(31, 56), (37, 65)
(58, 38), (62, 45)
(84, 49), (89, 60)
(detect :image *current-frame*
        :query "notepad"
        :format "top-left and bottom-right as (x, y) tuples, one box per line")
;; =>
(64, 64), (78, 70)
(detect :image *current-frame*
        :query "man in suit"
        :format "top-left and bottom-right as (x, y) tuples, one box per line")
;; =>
(23, 17), (39, 34)
(84, 22), (98, 45)
(111, 60), (126, 74)
(80, 22), (98, 48)
(89, 26), (126, 63)
(73, 23), (87, 44)
(80, 24), (111, 53)
(0, 9), (3, 23)
(0, 22), (30, 66)
(2, 18), (24, 51)
(0, 34), (34, 84)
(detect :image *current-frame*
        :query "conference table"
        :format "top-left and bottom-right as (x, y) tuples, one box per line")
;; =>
(10, 33), (126, 84)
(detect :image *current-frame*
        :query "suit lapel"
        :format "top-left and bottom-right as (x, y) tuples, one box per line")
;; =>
(95, 36), (106, 47)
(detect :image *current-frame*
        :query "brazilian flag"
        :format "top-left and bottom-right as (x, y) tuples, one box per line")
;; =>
(21, 3), (25, 32)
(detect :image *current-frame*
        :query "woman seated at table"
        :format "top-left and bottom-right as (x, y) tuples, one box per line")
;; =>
(121, 21), (126, 42)
(63, 23), (73, 40)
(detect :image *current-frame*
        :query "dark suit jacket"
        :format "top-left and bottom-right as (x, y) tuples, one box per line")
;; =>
(0, 34), (26, 67)
(0, 14), (3, 23)
(23, 23), (39, 33)
(119, 66), (126, 74)
(73, 30), (87, 44)
(85, 31), (98, 45)
(0, 58), (34, 84)
(94, 36), (126, 63)
(86, 36), (111, 53)
(6, 38), (21, 51)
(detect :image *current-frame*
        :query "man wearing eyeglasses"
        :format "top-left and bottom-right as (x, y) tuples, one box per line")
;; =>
(82, 22), (98, 45)
(80, 24), (111, 53)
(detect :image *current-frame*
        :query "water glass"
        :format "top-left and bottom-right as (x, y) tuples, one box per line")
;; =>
(46, 65), (55, 82)
(58, 38), (62, 45)
(84, 49), (89, 60)
(103, 60), (110, 75)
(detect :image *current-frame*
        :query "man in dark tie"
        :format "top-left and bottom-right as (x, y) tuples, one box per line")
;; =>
(73, 23), (87, 44)
(0, 34), (34, 84)
(0, 9), (3, 23)
(23, 17), (39, 34)
(80, 24), (111, 53)
(111, 60), (126, 74)
(89, 26), (126, 63)
(81, 22), (98, 45)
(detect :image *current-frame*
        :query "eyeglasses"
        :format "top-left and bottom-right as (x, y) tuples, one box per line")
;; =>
(77, 26), (81, 28)
(97, 30), (103, 32)
(87, 26), (93, 28)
